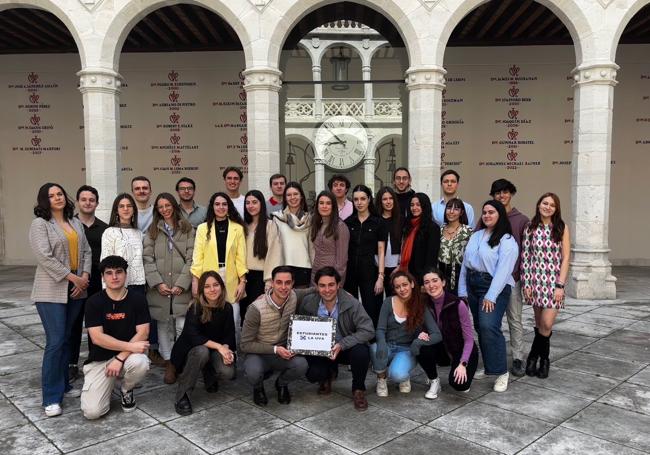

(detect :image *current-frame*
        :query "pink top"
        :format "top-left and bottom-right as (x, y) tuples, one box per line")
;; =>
(338, 199), (353, 220)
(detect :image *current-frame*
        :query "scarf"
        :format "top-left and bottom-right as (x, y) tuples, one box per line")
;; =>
(275, 207), (311, 231)
(400, 216), (422, 272)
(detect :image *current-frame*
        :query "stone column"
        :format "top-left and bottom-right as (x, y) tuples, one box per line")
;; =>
(78, 68), (122, 222)
(313, 65), (323, 119)
(405, 66), (446, 199)
(567, 63), (618, 299)
(363, 65), (373, 118)
(364, 133), (376, 192)
(314, 157), (325, 193)
(243, 67), (282, 192)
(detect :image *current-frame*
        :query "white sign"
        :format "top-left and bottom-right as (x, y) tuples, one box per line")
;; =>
(287, 315), (336, 357)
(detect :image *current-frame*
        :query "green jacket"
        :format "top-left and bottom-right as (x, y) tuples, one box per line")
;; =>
(297, 289), (374, 351)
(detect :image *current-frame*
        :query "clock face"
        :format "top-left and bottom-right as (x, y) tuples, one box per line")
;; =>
(315, 115), (368, 170)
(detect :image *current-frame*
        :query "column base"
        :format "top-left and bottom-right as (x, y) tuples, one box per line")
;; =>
(567, 250), (617, 299)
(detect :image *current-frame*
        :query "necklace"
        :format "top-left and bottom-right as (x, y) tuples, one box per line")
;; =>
(444, 224), (461, 238)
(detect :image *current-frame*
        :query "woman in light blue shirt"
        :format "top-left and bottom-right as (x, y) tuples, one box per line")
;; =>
(458, 200), (518, 393)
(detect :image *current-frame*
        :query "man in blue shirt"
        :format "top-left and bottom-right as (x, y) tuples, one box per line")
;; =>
(432, 169), (475, 227)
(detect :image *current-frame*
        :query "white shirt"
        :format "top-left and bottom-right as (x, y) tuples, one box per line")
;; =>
(231, 195), (245, 219)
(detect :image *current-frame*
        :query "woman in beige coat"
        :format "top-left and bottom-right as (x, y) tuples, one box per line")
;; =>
(144, 193), (195, 384)
(29, 183), (91, 418)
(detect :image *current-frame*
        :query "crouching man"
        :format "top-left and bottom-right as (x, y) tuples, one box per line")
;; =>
(298, 266), (374, 411)
(81, 255), (151, 419)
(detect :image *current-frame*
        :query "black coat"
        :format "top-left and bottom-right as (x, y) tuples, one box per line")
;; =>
(406, 221), (440, 284)
(170, 302), (236, 373)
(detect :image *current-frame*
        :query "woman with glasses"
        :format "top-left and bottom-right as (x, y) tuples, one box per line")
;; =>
(438, 198), (472, 294)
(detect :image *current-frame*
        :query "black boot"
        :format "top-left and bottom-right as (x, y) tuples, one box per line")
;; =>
(526, 328), (540, 377)
(253, 385), (268, 406)
(275, 378), (291, 404)
(175, 393), (193, 416)
(537, 332), (551, 379)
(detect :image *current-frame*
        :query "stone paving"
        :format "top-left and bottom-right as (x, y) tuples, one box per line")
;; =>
(0, 265), (649, 454)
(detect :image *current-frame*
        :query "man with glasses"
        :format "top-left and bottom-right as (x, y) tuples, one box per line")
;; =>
(176, 177), (207, 228)
(432, 170), (475, 228)
(392, 167), (416, 219)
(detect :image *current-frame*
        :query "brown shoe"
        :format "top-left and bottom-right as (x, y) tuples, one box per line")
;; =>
(148, 349), (166, 367)
(353, 389), (368, 412)
(163, 360), (177, 384)
(318, 378), (332, 395)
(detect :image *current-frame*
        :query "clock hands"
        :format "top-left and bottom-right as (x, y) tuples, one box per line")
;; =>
(325, 125), (346, 144)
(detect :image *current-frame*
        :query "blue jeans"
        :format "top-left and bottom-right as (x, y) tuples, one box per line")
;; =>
(36, 299), (84, 406)
(466, 270), (511, 375)
(370, 343), (416, 383)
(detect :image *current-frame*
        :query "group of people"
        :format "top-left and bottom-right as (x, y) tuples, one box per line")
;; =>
(28, 165), (569, 419)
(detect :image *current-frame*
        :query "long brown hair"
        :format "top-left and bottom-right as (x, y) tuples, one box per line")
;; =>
(148, 192), (191, 240)
(391, 270), (425, 333)
(311, 191), (340, 242)
(529, 192), (565, 243)
(205, 192), (246, 241)
(191, 271), (227, 323)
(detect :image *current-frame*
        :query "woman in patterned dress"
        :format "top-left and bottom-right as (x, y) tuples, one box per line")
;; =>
(521, 193), (570, 379)
(438, 198), (472, 295)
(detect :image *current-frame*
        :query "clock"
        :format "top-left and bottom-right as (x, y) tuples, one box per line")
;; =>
(315, 115), (369, 170)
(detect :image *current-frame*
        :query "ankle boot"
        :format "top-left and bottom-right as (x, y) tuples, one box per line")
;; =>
(537, 332), (551, 378)
(537, 358), (550, 378)
(526, 328), (540, 376)
(164, 360), (177, 384)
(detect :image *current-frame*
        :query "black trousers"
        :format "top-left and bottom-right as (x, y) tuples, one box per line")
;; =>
(291, 267), (312, 288)
(240, 270), (265, 325)
(417, 342), (479, 392)
(344, 258), (382, 327)
(305, 343), (369, 391)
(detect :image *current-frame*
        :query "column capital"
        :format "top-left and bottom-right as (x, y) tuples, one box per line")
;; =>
(314, 157), (325, 165)
(571, 62), (619, 87)
(242, 67), (282, 92)
(77, 68), (123, 95)
(405, 65), (446, 91)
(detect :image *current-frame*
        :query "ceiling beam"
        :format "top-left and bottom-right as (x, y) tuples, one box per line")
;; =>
(155, 9), (191, 45)
(512, 4), (547, 39)
(494, 0), (533, 38)
(173, 6), (209, 45)
(458, 4), (488, 38)
(30, 9), (73, 37)
(6, 10), (69, 45)
(128, 24), (158, 46)
(477, 0), (513, 39)
(141, 16), (175, 46)
(528, 12), (558, 38)
(0, 16), (51, 47)
(194, 7), (223, 43)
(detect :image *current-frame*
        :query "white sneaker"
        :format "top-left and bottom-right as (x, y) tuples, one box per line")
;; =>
(474, 369), (487, 379)
(493, 372), (509, 392)
(44, 403), (62, 417)
(424, 378), (441, 400)
(64, 388), (81, 398)
(399, 379), (411, 393)
(376, 378), (388, 397)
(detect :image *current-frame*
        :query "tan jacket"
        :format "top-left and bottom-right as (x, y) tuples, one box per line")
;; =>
(143, 220), (195, 321)
(29, 217), (91, 303)
(240, 290), (297, 354)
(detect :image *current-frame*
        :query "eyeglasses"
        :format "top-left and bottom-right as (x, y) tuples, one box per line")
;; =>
(178, 187), (194, 192)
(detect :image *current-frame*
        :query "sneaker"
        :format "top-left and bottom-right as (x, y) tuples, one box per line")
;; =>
(44, 403), (62, 417)
(64, 388), (81, 398)
(424, 378), (441, 400)
(120, 389), (136, 412)
(493, 372), (509, 392)
(399, 379), (411, 393)
(376, 377), (388, 397)
(474, 369), (487, 379)
(511, 359), (525, 377)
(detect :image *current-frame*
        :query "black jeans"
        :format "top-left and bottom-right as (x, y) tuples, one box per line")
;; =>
(344, 258), (382, 327)
(305, 343), (370, 391)
(417, 342), (479, 392)
(175, 345), (235, 401)
(240, 270), (265, 325)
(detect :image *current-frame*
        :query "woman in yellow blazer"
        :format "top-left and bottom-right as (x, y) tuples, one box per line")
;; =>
(191, 192), (248, 333)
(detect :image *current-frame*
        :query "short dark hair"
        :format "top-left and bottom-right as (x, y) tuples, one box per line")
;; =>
(271, 265), (294, 280)
(314, 266), (341, 284)
(489, 178), (517, 196)
(269, 173), (286, 186)
(440, 169), (460, 183)
(131, 176), (151, 187)
(76, 185), (99, 202)
(99, 255), (129, 274)
(223, 166), (243, 180)
(393, 167), (411, 180)
(327, 174), (351, 191)
(175, 177), (196, 191)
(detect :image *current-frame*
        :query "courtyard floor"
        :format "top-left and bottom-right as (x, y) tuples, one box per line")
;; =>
(0, 266), (649, 454)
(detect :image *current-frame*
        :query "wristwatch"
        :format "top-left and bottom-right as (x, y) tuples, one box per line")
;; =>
(555, 283), (565, 289)
(461, 361), (468, 367)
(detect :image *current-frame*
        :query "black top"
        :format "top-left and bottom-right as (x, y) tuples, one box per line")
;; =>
(215, 219), (229, 266)
(381, 215), (403, 253)
(170, 302), (236, 372)
(395, 189), (415, 219)
(84, 290), (151, 363)
(76, 215), (108, 270)
(345, 214), (388, 260)
(405, 220), (441, 285)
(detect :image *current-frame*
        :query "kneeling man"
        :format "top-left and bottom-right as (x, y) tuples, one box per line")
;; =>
(298, 266), (374, 411)
(81, 256), (151, 419)
(241, 266), (308, 406)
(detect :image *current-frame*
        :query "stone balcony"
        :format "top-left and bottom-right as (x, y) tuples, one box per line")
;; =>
(284, 97), (402, 123)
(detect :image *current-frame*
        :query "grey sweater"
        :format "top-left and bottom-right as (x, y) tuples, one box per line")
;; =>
(376, 296), (442, 355)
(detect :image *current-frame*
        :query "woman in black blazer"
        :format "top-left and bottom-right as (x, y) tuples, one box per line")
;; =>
(171, 271), (236, 415)
(400, 193), (440, 285)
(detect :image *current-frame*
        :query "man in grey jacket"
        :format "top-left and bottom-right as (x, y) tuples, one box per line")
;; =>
(297, 266), (374, 411)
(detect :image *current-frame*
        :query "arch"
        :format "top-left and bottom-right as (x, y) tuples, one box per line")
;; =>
(436, 0), (590, 66)
(99, 0), (253, 71)
(611, 0), (650, 61)
(316, 42), (363, 68)
(266, 0), (418, 70)
(0, 0), (86, 64)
